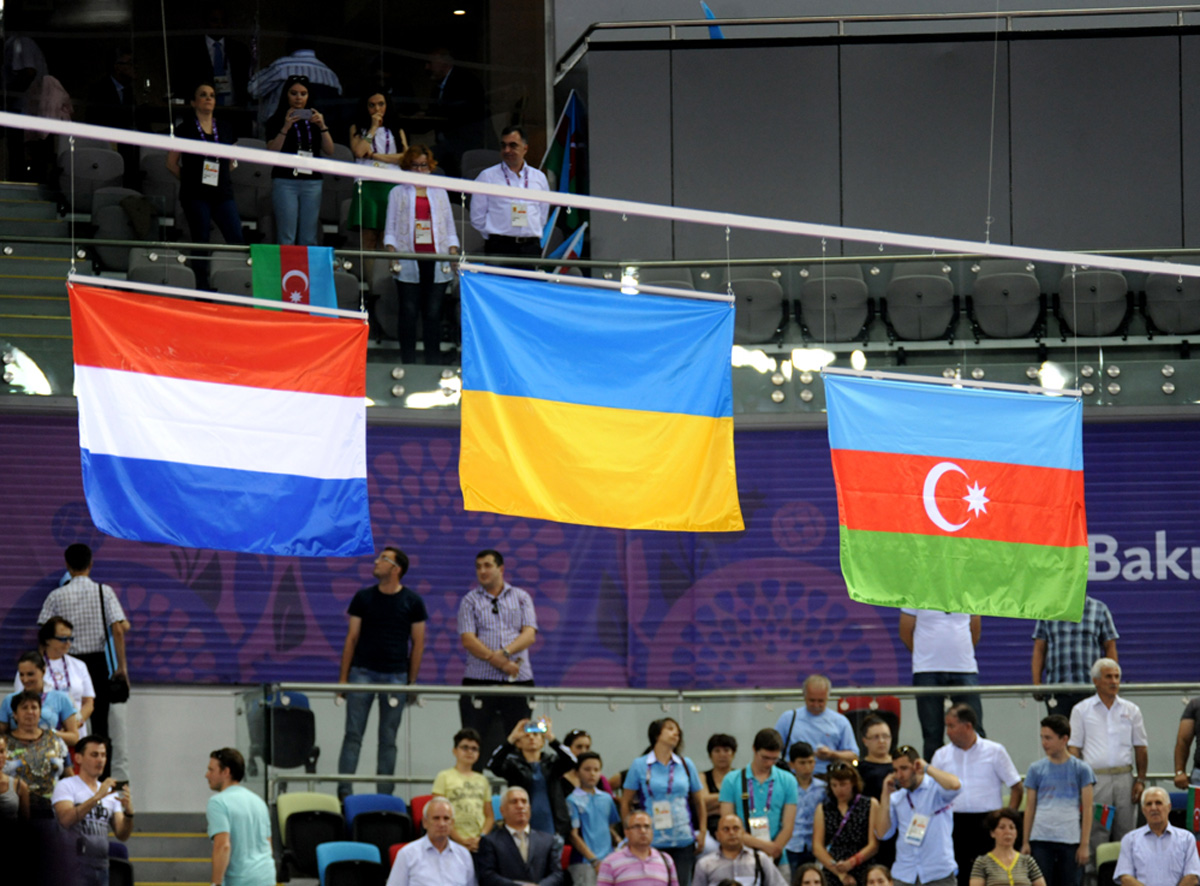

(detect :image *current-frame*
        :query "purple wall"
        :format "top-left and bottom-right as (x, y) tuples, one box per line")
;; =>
(0, 413), (1192, 688)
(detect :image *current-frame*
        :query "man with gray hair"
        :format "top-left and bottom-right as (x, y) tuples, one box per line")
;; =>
(477, 786), (564, 886)
(387, 795), (476, 886)
(1114, 787), (1200, 886)
(773, 674), (859, 775)
(1070, 658), (1147, 854)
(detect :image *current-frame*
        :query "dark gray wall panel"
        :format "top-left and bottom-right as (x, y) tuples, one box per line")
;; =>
(587, 49), (674, 260)
(670, 45), (841, 259)
(1010, 35), (1181, 250)
(1181, 35), (1200, 247)
(841, 40), (1012, 250)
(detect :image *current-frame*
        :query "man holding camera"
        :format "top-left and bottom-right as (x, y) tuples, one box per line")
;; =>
(52, 735), (134, 886)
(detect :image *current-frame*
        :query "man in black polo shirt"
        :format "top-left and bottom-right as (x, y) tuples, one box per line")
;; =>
(336, 546), (427, 801)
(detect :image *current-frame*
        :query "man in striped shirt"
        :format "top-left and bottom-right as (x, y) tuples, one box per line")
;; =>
(458, 549), (539, 769)
(598, 811), (679, 886)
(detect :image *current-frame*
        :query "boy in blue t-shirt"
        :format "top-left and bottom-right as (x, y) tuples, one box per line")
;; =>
(785, 741), (825, 870)
(1022, 714), (1096, 886)
(567, 751), (620, 886)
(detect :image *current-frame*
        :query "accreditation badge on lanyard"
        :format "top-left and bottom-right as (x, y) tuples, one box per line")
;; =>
(294, 149), (314, 176)
(202, 159), (220, 187)
(746, 767), (774, 840)
(649, 758), (677, 830)
(510, 203), (529, 228)
(415, 218), (434, 245)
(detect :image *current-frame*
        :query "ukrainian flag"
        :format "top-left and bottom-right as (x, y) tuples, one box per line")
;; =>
(459, 270), (744, 532)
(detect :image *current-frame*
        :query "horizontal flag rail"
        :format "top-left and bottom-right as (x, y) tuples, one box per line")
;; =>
(19, 112), (1200, 283)
(68, 273), (368, 320)
(458, 261), (735, 303)
(822, 365), (1084, 398)
(274, 680), (1200, 701)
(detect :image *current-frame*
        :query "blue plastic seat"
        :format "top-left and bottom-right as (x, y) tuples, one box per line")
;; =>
(317, 841), (381, 886)
(343, 793), (408, 826)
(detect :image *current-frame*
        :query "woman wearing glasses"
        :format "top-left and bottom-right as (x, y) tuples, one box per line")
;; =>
(382, 144), (459, 365)
(12, 618), (94, 738)
(813, 762), (879, 886)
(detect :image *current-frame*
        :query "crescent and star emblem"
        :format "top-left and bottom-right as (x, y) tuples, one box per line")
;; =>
(921, 461), (990, 533)
(281, 269), (310, 303)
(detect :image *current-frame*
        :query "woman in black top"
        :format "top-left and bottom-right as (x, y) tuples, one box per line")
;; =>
(265, 75), (333, 246)
(166, 82), (244, 288)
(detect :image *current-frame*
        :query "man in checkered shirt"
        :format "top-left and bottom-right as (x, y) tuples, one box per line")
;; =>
(38, 544), (130, 761)
(1030, 595), (1119, 715)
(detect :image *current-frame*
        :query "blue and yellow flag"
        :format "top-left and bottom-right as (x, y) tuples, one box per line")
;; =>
(459, 270), (743, 532)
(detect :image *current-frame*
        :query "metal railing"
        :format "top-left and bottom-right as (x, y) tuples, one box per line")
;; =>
(557, 5), (1200, 82)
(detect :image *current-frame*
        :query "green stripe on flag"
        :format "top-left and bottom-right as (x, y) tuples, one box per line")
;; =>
(838, 528), (1088, 620)
(250, 244), (283, 306)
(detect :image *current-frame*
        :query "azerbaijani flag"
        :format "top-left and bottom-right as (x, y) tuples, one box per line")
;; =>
(1094, 804), (1115, 829)
(547, 221), (587, 275)
(69, 281), (373, 557)
(459, 269), (743, 532)
(825, 372), (1087, 620)
(250, 244), (337, 310)
(540, 90), (582, 231)
(1187, 786), (1200, 835)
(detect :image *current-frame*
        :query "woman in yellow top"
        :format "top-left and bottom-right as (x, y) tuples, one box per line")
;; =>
(969, 809), (1047, 886)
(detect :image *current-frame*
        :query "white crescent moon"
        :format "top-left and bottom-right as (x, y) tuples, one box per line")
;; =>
(281, 269), (309, 291)
(922, 461), (969, 533)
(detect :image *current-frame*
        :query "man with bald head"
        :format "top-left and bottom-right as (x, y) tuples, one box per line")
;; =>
(477, 787), (564, 886)
(1114, 788), (1200, 886)
(388, 795), (476, 886)
(597, 811), (679, 886)
(774, 675), (859, 775)
(694, 813), (787, 886)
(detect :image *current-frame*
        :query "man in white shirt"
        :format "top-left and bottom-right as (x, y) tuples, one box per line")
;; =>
(1115, 788), (1200, 886)
(930, 704), (1023, 886)
(1070, 658), (1147, 852)
(899, 608), (984, 760)
(52, 735), (133, 885)
(388, 796), (476, 886)
(470, 126), (550, 265)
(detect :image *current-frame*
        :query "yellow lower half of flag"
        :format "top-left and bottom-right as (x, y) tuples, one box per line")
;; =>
(460, 390), (744, 532)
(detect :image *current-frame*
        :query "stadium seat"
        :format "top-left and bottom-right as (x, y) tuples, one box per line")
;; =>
(139, 148), (180, 218)
(344, 794), (414, 858)
(1056, 267), (1131, 337)
(968, 260), (1044, 340)
(326, 859), (388, 886)
(1096, 840), (1121, 886)
(409, 794), (433, 834)
(1143, 258), (1200, 335)
(389, 842), (409, 865)
(461, 148), (495, 182)
(317, 841), (380, 886)
(247, 693), (319, 774)
(731, 277), (788, 344)
(211, 266), (255, 298)
(108, 857), (134, 886)
(335, 269), (363, 311)
(795, 262), (872, 343)
(321, 143), (357, 225)
(492, 794), (502, 823)
(636, 266), (696, 290)
(127, 259), (196, 290)
(59, 147), (123, 212)
(882, 260), (958, 342)
(837, 695), (901, 756)
(278, 791), (344, 878)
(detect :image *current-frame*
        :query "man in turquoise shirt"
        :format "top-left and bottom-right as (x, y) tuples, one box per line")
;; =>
(205, 748), (276, 886)
(718, 728), (798, 861)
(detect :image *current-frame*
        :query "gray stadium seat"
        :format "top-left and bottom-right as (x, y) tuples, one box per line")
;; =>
(882, 260), (958, 342)
(1142, 258), (1200, 335)
(731, 276), (787, 344)
(461, 149), (494, 182)
(334, 270), (363, 312)
(210, 266), (255, 298)
(139, 149), (180, 219)
(968, 260), (1043, 340)
(58, 147), (124, 213)
(795, 263), (872, 343)
(636, 267), (696, 290)
(321, 144), (357, 225)
(127, 259), (197, 290)
(1056, 268), (1130, 337)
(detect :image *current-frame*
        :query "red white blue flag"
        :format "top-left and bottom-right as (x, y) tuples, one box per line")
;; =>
(68, 281), (373, 557)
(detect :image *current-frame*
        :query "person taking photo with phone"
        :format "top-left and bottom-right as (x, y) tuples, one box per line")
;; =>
(266, 74), (333, 246)
(487, 715), (575, 837)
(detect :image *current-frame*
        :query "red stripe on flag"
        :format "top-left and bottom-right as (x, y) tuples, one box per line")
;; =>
(831, 449), (1086, 547)
(70, 283), (365, 397)
(279, 245), (311, 305)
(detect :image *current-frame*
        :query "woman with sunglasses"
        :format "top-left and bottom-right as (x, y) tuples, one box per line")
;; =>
(266, 75), (334, 246)
(12, 618), (94, 737)
(814, 762), (878, 886)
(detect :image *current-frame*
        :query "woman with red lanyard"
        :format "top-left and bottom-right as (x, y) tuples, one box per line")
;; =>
(814, 762), (879, 886)
(382, 144), (459, 365)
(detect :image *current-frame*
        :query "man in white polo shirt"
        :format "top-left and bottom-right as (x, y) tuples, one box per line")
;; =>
(1070, 658), (1147, 858)
(899, 609), (984, 761)
(930, 704), (1023, 886)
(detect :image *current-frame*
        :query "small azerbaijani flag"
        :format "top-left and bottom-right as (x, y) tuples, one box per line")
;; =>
(547, 221), (587, 275)
(459, 268), (743, 532)
(68, 281), (373, 557)
(250, 244), (337, 311)
(1186, 785), (1200, 835)
(1094, 804), (1116, 830)
(824, 372), (1087, 620)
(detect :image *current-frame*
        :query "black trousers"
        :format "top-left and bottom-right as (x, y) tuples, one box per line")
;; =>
(459, 678), (533, 772)
(483, 234), (542, 269)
